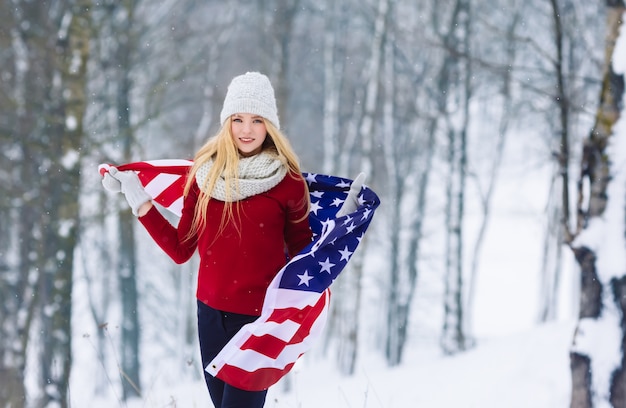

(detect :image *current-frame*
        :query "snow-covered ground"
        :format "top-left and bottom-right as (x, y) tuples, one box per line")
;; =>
(83, 320), (574, 408)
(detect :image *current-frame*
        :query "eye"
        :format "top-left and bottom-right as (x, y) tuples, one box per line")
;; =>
(232, 117), (242, 123)
(253, 118), (264, 124)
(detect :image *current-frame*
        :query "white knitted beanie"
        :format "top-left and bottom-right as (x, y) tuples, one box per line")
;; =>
(219, 72), (280, 130)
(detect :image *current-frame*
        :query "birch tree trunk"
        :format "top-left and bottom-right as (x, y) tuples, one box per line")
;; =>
(569, 2), (625, 406)
(439, 0), (472, 355)
(382, 25), (404, 366)
(322, 0), (342, 175)
(115, 0), (142, 398)
(319, 0), (350, 366)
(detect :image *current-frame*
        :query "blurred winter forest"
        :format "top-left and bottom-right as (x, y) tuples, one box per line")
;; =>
(1, 0), (625, 407)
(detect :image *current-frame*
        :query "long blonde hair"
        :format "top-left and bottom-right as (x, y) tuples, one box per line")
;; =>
(183, 117), (310, 241)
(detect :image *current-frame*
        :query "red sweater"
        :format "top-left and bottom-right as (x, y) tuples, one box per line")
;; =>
(139, 172), (313, 316)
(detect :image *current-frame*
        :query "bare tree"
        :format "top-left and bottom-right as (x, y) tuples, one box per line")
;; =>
(380, 0), (439, 366)
(437, 0), (472, 355)
(321, 0), (343, 175)
(87, 0), (204, 397)
(464, 5), (521, 335)
(0, 1), (92, 406)
(83, 1), (146, 398)
(338, 0), (391, 373)
(537, 0), (575, 323)
(270, 0), (301, 119)
(0, 3), (35, 403)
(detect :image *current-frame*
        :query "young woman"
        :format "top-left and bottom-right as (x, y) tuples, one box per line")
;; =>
(103, 72), (313, 407)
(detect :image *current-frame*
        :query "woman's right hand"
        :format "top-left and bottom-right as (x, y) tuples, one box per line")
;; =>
(102, 167), (153, 216)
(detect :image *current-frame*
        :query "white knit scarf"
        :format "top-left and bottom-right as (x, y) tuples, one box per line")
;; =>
(195, 152), (287, 202)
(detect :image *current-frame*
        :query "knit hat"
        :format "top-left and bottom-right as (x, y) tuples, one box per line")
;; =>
(220, 72), (280, 129)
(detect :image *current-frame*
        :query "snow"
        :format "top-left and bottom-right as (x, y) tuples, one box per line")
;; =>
(58, 219), (75, 238)
(70, 50), (83, 75)
(273, 322), (573, 408)
(81, 321), (574, 407)
(614, 16), (626, 75)
(65, 115), (78, 131)
(68, 10), (626, 408)
(572, 312), (622, 405)
(60, 148), (79, 169)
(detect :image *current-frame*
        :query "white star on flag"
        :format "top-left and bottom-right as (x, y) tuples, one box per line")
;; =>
(338, 246), (353, 262)
(310, 200), (323, 215)
(297, 270), (314, 286)
(318, 257), (335, 274)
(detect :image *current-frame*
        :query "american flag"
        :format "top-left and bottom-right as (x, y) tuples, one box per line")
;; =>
(98, 160), (380, 391)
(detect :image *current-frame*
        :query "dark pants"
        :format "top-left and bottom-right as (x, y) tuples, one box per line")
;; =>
(197, 300), (268, 408)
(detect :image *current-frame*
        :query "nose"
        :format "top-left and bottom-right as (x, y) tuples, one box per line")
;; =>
(242, 120), (252, 133)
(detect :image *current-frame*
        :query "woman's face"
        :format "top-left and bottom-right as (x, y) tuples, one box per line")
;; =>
(230, 113), (267, 157)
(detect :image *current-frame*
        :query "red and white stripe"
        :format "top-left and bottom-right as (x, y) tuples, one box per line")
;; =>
(98, 160), (192, 216)
(205, 283), (330, 390)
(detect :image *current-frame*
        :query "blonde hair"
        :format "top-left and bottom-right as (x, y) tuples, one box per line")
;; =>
(183, 117), (310, 241)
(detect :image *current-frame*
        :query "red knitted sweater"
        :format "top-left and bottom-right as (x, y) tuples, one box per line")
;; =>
(139, 172), (312, 316)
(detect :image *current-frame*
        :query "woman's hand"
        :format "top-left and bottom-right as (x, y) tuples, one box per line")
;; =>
(102, 167), (153, 216)
(336, 173), (366, 217)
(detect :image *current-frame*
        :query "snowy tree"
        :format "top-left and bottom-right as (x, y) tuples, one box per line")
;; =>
(463, 1), (522, 338)
(380, 0), (438, 366)
(569, 1), (626, 406)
